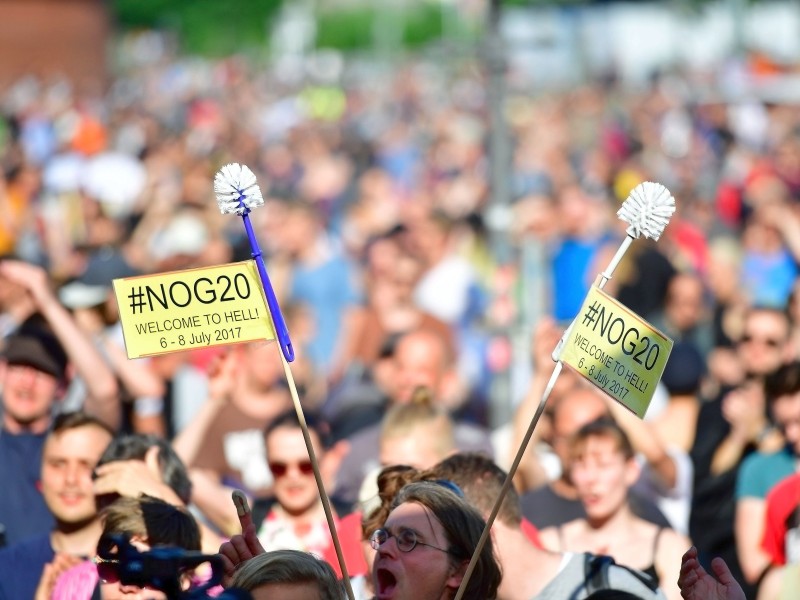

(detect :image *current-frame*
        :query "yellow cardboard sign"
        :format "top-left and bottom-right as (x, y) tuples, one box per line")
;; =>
(559, 286), (673, 418)
(113, 261), (275, 358)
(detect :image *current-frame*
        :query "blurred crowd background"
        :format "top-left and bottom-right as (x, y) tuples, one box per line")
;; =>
(3, 1), (800, 599)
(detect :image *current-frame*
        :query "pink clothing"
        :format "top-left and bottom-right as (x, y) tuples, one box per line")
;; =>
(52, 559), (98, 600)
(52, 556), (225, 598)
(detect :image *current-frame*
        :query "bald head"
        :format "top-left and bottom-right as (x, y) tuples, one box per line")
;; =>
(391, 329), (453, 405)
(551, 387), (610, 470)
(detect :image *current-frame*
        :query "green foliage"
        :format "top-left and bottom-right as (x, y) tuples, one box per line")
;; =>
(315, 2), (445, 52)
(113, 0), (282, 56)
(402, 3), (444, 47)
(113, 0), (454, 56)
(314, 7), (374, 51)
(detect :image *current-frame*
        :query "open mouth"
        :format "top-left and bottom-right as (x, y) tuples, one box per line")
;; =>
(375, 568), (398, 599)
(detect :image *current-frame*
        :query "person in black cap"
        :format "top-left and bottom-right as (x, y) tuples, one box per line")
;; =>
(0, 258), (120, 547)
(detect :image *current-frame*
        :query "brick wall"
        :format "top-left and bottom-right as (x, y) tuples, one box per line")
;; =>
(0, 0), (109, 94)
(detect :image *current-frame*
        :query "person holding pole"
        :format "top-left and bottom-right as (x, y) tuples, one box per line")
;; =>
(220, 481), (501, 600)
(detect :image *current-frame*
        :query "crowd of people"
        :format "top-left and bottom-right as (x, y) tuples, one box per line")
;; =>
(1, 35), (800, 598)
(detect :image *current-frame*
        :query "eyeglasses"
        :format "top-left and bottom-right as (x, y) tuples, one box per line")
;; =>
(93, 556), (120, 584)
(740, 334), (782, 347)
(370, 528), (452, 554)
(268, 460), (314, 478)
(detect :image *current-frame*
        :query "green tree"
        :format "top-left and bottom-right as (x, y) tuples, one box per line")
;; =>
(113, 0), (282, 56)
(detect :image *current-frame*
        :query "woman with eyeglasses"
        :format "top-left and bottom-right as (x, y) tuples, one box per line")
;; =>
(369, 480), (501, 600)
(219, 475), (501, 600)
(52, 494), (201, 599)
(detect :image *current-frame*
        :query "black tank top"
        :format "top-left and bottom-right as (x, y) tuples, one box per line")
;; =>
(640, 527), (664, 582)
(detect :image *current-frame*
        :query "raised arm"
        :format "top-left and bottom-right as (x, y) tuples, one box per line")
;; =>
(172, 348), (237, 466)
(608, 398), (677, 491)
(509, 317), (569, 490)
(0, 260), (120, 429)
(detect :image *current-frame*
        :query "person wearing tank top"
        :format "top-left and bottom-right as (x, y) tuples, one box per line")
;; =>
(539, 418), (691, 600)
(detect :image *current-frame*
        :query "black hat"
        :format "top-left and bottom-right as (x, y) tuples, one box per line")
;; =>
(58, 248), (140, 309)
(2, 328), (68, 380)
(661, 342), (706, 396)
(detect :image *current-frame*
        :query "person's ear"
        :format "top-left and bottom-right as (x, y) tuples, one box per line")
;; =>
(624, 456), (641, 487)
(445, 560), (468, 592)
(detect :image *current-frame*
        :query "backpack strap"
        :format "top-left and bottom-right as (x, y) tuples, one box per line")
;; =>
(584, 553), (661, 594)
(584, 553), (613, 592)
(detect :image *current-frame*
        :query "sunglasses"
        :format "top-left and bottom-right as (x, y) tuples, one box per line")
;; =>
(93, 556), (120, 584)
(740, 334), (782, 347)
(268, 460), (314, 478)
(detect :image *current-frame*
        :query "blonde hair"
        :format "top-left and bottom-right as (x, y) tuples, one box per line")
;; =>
(100, 495), (200, 551)
(230, 550), (342, 599)
(380, 387), (455, 456)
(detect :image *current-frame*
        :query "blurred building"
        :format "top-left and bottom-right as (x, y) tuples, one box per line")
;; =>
(0, 0), (109, 93)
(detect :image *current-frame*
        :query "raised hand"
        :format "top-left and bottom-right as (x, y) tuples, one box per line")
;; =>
(34, 553), (83, 600)
(0, 259), (53, 307)
(678, 546), (746, 600)
(207, 347), (239, 404)
(218, 490), (265, 587)
(93, 446), (182, 505)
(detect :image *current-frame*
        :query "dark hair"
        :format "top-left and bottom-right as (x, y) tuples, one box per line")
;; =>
(264, 409), (331, 450)
(428, 453), (522, 527)
(51, 411), (115, 438)
(96, 434), (192, 505)
(765, 361), (800, 404)
(570, 417), (635, 462)
(392, 481), (502, 600)
(585, 591), (649, 599)
(660, 342), (705, 396)
(362, 465), (419, 540)
(230, 550), (342, 600)
(100, 495), (200, 552)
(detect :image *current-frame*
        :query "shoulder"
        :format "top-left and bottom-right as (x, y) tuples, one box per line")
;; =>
(767, 472), (800, 503)
(0, 533), (53, 563)
(0, 535), (53, 597)
(538, 526), (560, 551)
(656, 526), (690, 548)
(654, 527), (691, 564)
(738, 448), (795, 497)
(741, 449), (786, 471)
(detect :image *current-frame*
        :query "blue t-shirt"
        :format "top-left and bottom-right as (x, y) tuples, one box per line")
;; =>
(742, 250), (799, 309)
(0, 429), (53, 546)
(290, 254), (361, 371)
(736, 446), (796, 500)
(0, 533), (54, 600)
(551, 234), (613, 323)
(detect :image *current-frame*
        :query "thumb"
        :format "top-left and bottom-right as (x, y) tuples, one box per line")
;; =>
(710, 557), (736, 586)
(144, 445), (162, 480)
